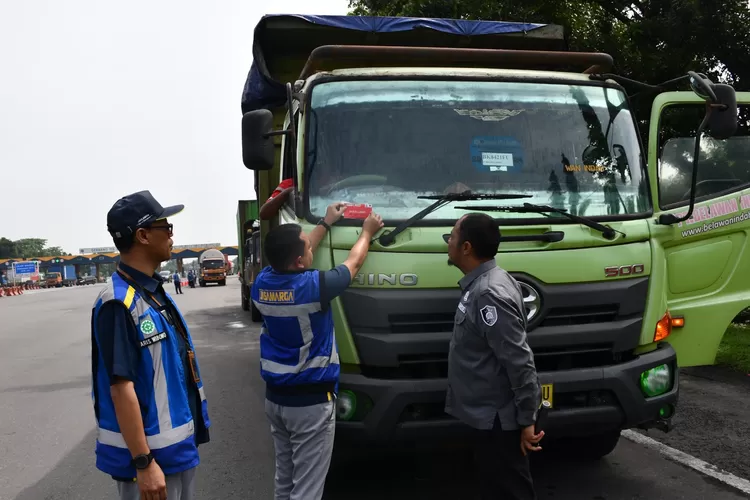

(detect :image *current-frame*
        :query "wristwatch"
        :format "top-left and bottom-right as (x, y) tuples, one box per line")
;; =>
(133, 452), (154, 470)
(317, 218), (331, 230)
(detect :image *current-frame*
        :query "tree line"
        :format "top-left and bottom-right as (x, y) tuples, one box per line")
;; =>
(348, 0), (750, 92)
(0, 238), (69, 260)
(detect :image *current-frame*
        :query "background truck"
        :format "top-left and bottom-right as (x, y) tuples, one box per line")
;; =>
(237, 200), (262, 321)
(240, 14), (742, 459)
(198, 249), (227, 286)
(46, 264), (76, 287)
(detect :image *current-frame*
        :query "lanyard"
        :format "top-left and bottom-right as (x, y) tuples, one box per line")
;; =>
(117, 266), (201, 385)
(116, 267), (189, 345)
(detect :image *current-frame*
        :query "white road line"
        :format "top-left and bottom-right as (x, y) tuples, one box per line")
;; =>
(622, 430), (750, 495)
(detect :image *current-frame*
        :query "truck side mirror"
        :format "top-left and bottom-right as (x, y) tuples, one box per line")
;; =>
(242, 109), (276, 171)
(706, 84), (737, 140)
(658, 74), (738, 225)
(689, 72), (738, 140)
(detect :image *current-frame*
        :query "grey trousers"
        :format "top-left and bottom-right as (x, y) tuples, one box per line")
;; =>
(265, 398), (336, 500)
(116, 467), (196, 500)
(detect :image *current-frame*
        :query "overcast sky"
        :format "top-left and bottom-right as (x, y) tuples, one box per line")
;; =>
(1, 0), (348, 254)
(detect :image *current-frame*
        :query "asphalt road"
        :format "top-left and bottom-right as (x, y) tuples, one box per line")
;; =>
(1, 280), (748, 499)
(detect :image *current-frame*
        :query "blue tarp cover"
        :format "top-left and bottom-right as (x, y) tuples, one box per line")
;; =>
(242, 14), (547, 113)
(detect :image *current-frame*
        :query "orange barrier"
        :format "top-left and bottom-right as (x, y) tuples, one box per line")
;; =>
(0, 284), (42, 295)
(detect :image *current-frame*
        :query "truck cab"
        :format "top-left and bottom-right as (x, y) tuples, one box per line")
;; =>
(46, 272), (62, 288)
(240, 14), (744, 459)
(198, 249), (227, 286)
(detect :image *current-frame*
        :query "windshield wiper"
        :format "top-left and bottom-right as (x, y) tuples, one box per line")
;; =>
(377, 191), (532, 246)
(455, 202), (625, 240)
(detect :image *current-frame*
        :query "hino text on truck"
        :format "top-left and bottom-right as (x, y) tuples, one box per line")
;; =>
(240, 14), (747, 459)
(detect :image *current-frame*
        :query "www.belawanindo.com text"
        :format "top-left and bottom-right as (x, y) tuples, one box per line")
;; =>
(676, 194), (750, 237)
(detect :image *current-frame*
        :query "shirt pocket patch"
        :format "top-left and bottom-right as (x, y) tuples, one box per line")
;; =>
(137, 312), (168, 348)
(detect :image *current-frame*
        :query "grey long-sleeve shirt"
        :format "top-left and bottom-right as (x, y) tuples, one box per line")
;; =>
(445, 258), (542, 431)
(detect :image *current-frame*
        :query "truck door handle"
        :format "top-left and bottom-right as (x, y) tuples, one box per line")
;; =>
(498, 231), (564, 243)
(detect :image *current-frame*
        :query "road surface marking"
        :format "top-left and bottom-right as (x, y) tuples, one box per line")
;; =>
(622, 430), (750, 495)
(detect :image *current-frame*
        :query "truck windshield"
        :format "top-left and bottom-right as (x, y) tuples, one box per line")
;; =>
(202, 261), (224, 269)
(306, 79), (650, 221)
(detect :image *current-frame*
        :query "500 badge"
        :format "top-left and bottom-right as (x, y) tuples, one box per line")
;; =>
(604, 264), (645, 278)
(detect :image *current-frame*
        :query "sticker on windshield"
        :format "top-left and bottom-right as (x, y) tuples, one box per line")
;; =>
(343, 203), (373, 219)
(470, 136), (523, 173)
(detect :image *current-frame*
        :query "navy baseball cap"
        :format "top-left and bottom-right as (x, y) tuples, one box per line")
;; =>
(107, 190), (184, 238)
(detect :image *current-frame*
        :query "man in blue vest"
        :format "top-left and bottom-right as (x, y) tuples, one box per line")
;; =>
(252, 203), (383, 500)
(172, 270), (183, 294)
(91, 190), (210, 500)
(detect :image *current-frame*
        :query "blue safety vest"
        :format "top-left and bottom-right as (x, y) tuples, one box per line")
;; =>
(251, 267), (340, 389)
(91, 273), (211, 478)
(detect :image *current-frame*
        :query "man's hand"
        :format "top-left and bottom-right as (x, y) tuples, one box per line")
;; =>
(136, 460), (167, 500)
(324, 202), (346, 226)
(362, 213), (384, 236)
(520, 425), (544, 456)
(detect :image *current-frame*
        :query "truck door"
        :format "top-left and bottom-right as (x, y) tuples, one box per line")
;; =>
(648, 91), (750, 366)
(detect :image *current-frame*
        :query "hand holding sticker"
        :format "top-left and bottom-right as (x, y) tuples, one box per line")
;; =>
(342, 203), (373, 219)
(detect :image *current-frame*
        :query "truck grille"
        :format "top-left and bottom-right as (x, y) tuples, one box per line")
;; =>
(341, 276), (649, 372)
(539, 305), (619, 327)
(387, 304), (620, 334)
(388, 313), (454, 334)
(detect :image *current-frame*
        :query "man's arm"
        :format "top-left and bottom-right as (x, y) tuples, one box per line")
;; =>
(308, 202), (346, 254)
(259, 187), (293, 220)
(476, 292), (541, 427)
(341, 213), (383, 279)
(319, 265), (352, 305)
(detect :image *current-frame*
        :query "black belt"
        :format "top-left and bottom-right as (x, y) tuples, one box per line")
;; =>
(266, 382), (336, 396)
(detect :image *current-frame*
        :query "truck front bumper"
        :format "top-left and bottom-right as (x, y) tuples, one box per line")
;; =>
(336, 342), (677, 443)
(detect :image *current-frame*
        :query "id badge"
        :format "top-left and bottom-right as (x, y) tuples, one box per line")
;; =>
(187, 350), (201, 384)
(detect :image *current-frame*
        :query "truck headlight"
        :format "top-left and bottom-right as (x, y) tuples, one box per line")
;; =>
(640, 364), (672, 397)
(336, 390), (357, 421)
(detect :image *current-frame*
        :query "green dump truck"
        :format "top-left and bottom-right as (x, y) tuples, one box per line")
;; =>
(240, 14), (745, 458)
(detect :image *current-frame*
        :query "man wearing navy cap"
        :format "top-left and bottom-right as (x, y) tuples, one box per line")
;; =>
(90, 190), (211, 500)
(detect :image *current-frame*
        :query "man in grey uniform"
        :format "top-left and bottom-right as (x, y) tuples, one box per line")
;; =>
(444, 212), (544, 500)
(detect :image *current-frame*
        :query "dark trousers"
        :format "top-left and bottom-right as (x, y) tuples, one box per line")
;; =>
(472, 416), (536, 500)
(174, 281), (182, 294)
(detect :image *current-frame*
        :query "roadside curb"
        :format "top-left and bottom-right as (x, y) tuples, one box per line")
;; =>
(622, 429), (750, 496)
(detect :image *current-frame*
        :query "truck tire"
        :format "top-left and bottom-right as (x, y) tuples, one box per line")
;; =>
(199, 280), (206, 287)
(568, 430), (621, 460)
(241, 287), (250, 311)
(220, 280), (226, 286)
(251, 301), (262, 323)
